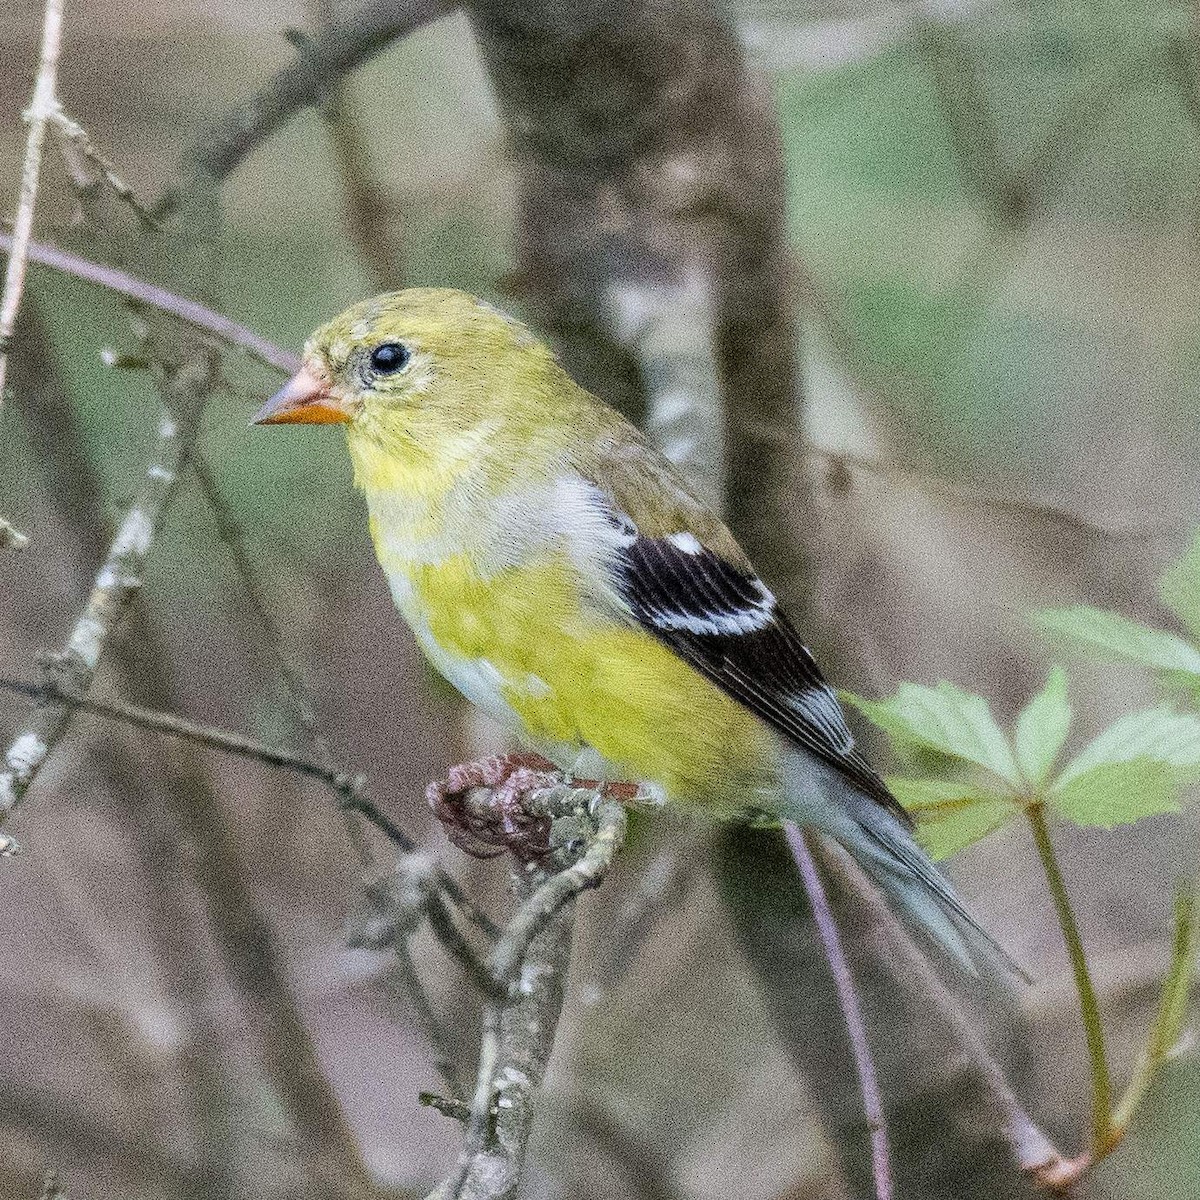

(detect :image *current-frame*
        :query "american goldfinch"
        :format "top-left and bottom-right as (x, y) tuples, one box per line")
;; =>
(254, 288), (1008, 970)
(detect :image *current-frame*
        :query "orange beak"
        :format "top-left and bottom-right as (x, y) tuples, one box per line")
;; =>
(252, 366), (351, 425)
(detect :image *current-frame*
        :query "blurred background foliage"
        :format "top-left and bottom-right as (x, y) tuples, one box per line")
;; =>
(3, 1), (1200, 1198)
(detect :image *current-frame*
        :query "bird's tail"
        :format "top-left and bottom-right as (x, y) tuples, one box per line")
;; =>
(780, 752), (1027, 980)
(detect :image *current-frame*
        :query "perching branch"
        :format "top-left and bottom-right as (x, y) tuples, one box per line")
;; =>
(431, 788), (627, 1200)
(0, 0), (64, 403)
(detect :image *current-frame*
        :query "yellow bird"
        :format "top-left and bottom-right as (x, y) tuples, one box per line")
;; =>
(255, 288), (1007, 969)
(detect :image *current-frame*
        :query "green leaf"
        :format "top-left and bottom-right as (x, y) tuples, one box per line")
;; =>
(847, 682), (1020, 786)
(1159, 532), (1200, 643)
(1049, 759), (1182, 829)
(888, 777), (1019, 859)
(1034, 607), (1200, 677)
(1013, 668), (1071, 789)
(1056, 707), (1200, 785)
(1113, 888), (1198, 1134)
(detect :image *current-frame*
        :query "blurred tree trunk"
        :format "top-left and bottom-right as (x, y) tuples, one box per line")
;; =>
(467, 3), (1043, 1196)
(468, 0), (803, 569)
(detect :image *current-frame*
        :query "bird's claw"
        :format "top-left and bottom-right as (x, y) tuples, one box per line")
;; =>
(426, 753), (560, 861)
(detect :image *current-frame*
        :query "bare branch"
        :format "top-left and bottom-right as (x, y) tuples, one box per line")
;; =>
(189, 455), (337, 760)
(49, 107), (160, 228)
(807, 442), (1186, 541)
(0, 392), (196, 837)
(0, 232), (299, 374)
(309, 0), (406, 291)
(39, 1167), (67, 1200)
(1168, 36), (1200, 130)
(7, 294), (244, 1198)
(824, 845), (1079, 1191)
(421, 1092), (472, 1122)
(396, 937), (470, 1098)
(582, 832), (699, 995)
(0, 670), (496, 942)
(176, 0), (447, 191)
(786, 824), (893, 1200)
(913, 21), (1027, 227)
(0, 673), (346, 785)
(0, 0), (64, 403)
(1, 518), (29, 550)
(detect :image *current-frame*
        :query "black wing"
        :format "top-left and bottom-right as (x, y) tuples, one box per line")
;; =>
(603, 519), (904, 817)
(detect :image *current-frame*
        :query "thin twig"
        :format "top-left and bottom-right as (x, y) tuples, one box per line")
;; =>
(190, 455), (329, 757)
(0, 670), (496, 941)
(190, 451), (380, 873)
(0, 232), (300, 375)
(420, 1092), (472, 1122)
(0, 0), (65, 402)
(50, 108), (160, 228)
(0, 673), (341, 787)
(403, 855), (500, 997)
(0, 397), (193, 837)
(176, 0), (447, 191)
(815, 842), (1082, 1191)
(39, 1168), (67, 1200)
(582, 834), (699, 997)
(397, 938), (468, 1097)
(1168, 36), (1200, 130)
(1, 518), (29, 550)
(808, 442), (1185, 541)
(310, 0), (405, 291)
(914, 20), (1026, 226)
(785, 824), (893, 1200)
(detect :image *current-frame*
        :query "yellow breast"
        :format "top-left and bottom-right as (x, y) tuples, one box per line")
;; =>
(349, 419), (777, 812)
(387, 545), (776, 812)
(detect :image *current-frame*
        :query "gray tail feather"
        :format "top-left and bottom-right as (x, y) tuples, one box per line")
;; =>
(782, 755), (1029, 982)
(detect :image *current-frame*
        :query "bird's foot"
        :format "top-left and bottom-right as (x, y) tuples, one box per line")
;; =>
(426, 752), (561, 861)
(426, 754), (644, 861)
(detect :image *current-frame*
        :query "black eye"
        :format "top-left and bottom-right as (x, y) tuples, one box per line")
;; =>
(369, 342), (410, 374)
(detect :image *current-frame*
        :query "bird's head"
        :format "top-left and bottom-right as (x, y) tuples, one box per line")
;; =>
(253, 288), (560, 439)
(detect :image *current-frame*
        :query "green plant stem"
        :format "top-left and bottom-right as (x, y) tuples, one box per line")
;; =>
(1026, 802), (1114, 1153)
